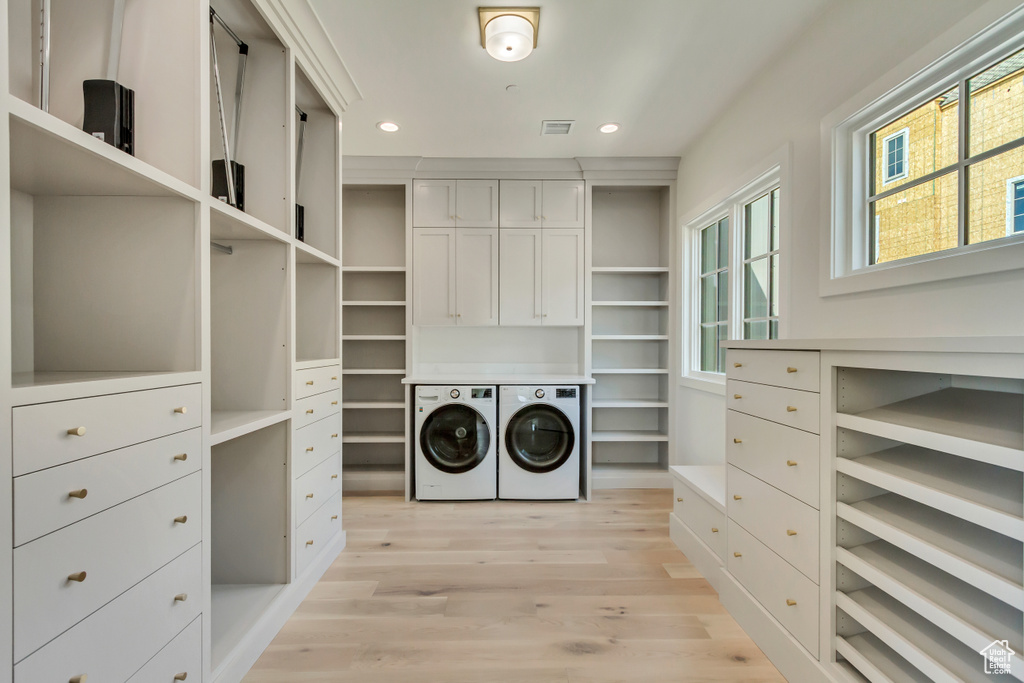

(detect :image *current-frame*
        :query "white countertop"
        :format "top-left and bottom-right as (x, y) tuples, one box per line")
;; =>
(403, 374), (596, 385)
(723, 336), (1024, 354)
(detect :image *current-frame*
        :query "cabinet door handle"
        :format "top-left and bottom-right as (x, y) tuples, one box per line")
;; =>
(306, 409), (314, 414)
(174, 674), (188, 681)
(306, 540), (314, 546)
(787, 367), (798, 373)
(67, 427), (86, 436)
(733, 362), (742, 368)
(174, 593), (188, 602)
(331, 433), (339, 438)
(68, 488), (88, 500)
(306, 493), (314, 499)
(733, 438), (742, 444)
(306, 447), (314, 452)
(786, 406), (798, 412)
(787, 529), (798, 536)
(711, 527), (719, 533)
(174, 453), (188, 462)
(733, 495), (742, 500)
(174, 515), (188, 524)
(733, 552), (742, 558)
(331, 401), (339, 406)
(331, 515), (338, 520)
(787, 460), (798, 467)
(733, 394), (742, 399)
(306, 380), (314, 386)
(67, 571), (87, 583)
(331, 474), (338, 480)
(786, 599), (797, 606)
(331, 376), (338, 381)
(676, 497), (683, 502)
(70, 676), (88, 683)
(174, 406), (188, 414)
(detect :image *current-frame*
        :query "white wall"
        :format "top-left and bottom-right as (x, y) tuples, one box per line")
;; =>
(674, 0), (1024, 466)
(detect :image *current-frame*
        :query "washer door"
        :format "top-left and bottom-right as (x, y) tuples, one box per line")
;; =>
(504, 404), (575, 474)
(420, 404), (492, 474)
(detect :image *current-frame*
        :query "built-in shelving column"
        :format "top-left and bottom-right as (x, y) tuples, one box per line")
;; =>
(341, 184), (410, 493)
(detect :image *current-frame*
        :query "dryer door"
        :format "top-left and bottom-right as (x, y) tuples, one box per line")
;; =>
(420, 404), (492, 474)
(504, 405), (575, 474)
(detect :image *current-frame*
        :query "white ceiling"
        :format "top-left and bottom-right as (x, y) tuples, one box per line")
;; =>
(311, 0), (833, 159)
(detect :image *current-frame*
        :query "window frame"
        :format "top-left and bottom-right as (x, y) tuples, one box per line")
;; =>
(1008, 176), (1024, 236)
(824, 5), (1024, 296)
(880, 127), (910, 185)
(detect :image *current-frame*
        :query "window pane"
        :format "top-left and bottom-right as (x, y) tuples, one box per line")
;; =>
(745, 193), (771, 258)
(700, 225), (717, 274)
(1015, 182), (1024, 233)
(770, 254), (779, 317)
(744, 320), (769, 340)
(744, 258), (769, 319)
(700, 275), (717, 323)
(771, 188), (780, 251)
(872, 171), (959, 264)
(966, 148), (1024, 244)
(717, 324), (728, 374)
(717, 271), (728, 321)
(770, 319), (778, 339)
(718, 217), (729, 267)
(968, 48), (1024, 157)
(700, 325), (717, 372)
(871, 85), (958, 195)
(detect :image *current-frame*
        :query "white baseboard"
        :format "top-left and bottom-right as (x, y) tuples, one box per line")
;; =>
(668, 512), (723, 592)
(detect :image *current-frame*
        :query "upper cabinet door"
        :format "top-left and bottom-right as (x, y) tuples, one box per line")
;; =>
(456, 228), (499, 326)
(499, 181), (543, 229)
(499, 229), (543, 326)
(412, 227), (457, 326)
(542, 229), (585, 326)
(413, 180), (457, 227)
(542, 181), (585, 228)
(455, 180), (498, 227)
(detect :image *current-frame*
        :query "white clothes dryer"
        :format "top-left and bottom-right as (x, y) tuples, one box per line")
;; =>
(498, 386), (580, 500)
(414, 385), (497, 500)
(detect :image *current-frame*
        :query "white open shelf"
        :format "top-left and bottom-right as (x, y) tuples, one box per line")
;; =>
(210, 409), (292, 446)
(592, 368), (669, 374)
(295, 240), (340, 266)
(342, 433), (406, 444)
(210, 198), (290, 245)
(343, 300), (407, 307)
(295, 64), (339, 257)
(591, 266), (669, 273)
(592, 334), (669, 341)
(592, 300), (669, 307)
(592, 431), (669, 442)
(342, 401), (406, 410)
(835, 632), (934, 683)
(342, 335), (407, 341)
(342, 265), (406, 272)
(211, 584), (286, 673)
(592, 399), (669, 408)
(342, 368), (406, 375)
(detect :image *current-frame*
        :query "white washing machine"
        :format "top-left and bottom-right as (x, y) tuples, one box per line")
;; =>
(498, 385), (580, 500)
(414, 385), (497, 500)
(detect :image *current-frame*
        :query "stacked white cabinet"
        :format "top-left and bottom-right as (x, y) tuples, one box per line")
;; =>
(2, 1), (354, 682)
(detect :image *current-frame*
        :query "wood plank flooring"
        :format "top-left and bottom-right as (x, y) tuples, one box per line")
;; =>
(244, 490), (785, 682)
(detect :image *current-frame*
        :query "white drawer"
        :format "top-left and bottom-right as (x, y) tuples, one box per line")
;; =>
(13, 383), (202, 476)
(15, 544), (201, 680)
(294, 389), (340, 429)
(14, 428), (202, 546)
(126, 615), (202, 683)
(727, 466), (818, 582)
(295, 491), (342, 577)
(293, 413), (341, 478)
(727, 379), (819, 434)
(728, 520), (818, 655)
(296, 364), (340, 400)
(673, 480), (725, 560)
(727, 410), (819, 508)
(726, 349), (819, 392)
(295, 452), (341, 526)
(14, 472), (201, 660)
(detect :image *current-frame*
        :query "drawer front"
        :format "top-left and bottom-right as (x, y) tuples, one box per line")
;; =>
(727, 379), (819, 434)
(14, 428), (202, 546)
(296, 365), (341, 400)
(727, 410), (819, 508)
(294, 452), (341, 526)
(726, 350), (819, 392)
(126, 615), (202, 683)
(673, 481), (725, 560)
(727, 466), (818, 582)
(15, 472), (202, 660)
(296, 491), (342, 577)
(13, 383), (202, 476)
(15, 544), (201, 681)
(295, 389), (340, 430)
(728, 520), (818, 655)
(293, 413), (341, 478)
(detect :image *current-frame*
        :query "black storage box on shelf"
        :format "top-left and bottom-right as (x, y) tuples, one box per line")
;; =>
(212, 159), (245, 211)
(83, 79), (135, 155)
(296, 204), (305, 241)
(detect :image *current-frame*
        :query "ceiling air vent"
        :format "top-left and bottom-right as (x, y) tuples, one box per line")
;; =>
(541, 120), (575, 135)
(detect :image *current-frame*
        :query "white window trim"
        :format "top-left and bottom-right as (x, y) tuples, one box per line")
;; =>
(880, 127), (910, 185)
(680, 145), (789, 392)
(1007, 175), (1024, 236)
(822, 4), (1024, 297)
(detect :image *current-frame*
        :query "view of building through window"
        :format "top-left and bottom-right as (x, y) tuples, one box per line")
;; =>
(870, 48), (1024, 264)
(743, 189), (780, 340)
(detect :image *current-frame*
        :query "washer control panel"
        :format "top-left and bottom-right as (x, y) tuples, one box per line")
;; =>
(450, 389), (460, 399)
(535, 389), (546, 399)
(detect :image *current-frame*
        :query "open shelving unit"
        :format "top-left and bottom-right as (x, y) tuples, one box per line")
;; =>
(589, 186), (673, 488)
(832, 366), (1024, 681)
(341, 184), (410, 492)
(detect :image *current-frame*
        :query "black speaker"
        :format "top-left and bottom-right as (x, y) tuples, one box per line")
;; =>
(212, 159), (245, 210)
(296, 204), (305, 242)
(83, 79), (134, 155)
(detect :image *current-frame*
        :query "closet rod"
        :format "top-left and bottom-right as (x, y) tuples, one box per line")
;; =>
(211, 241), (233, 255)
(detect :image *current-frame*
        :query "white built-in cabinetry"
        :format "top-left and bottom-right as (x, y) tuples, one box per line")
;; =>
(2, 1), (352, 682)
(412, 226), (499, 326)
(499, 229), (584, 326)
(412, 179), (498, 227)
(498, 180), (585, 228)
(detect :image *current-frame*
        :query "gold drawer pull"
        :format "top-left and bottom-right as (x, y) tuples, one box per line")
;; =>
(733, 552), (742, 558)
(67, 427), (86, 437)
(174, 406), (188, 414)
(711, 527), (719, 533)
(306, 493), (314, 499)
(676, 497), (683, 502)
(174, 515), (188, 524)
(306, 540), (314, 546)
(68, 489), (88, 500)
(70, 676), (88, 683)
(787, 460), (798, 467)
(786, 599), (797, 606)
(331, 376), (338, 381)
(733, 394), (742, 399)
(787, 529), (798, 536)
(733, 495), (742, 500)
(331, 515), (338, 520)
(306, 409), (314, 414)
(306, 447), (315, 452)
(331, 474), (338, 480)
(786, 367), (797, 373)
(67, 571), (87, 583)
(174, 593), (188, 602)
(331, 433), (339, 438)
(786, 406), (797, 412)
(734, 362), (742, 368)
(733, 438), (742, 444)
(174, 453), (188, 462)
(174, 674), (188, 681)
(331, 401), (339, 406)
(306, 380), (314, 386)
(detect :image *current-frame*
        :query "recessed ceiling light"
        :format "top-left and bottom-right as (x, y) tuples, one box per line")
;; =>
(377, 121), (399, 133)
(599, 123), (620, 134)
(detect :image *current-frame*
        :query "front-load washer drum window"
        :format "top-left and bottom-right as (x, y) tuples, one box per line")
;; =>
(505, 405), (575, 474)
(420, 404), (491, 474)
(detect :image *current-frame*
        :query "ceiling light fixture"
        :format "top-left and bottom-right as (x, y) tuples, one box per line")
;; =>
(599, 123), (620, 134)
(377, 121), (399, 132)
(479, 8), (539, 62)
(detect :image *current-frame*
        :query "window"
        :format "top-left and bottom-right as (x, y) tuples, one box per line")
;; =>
(698, 218), (728, 373)
(742, 189), (780, 339)
(1009, 177), (1024, 234)
(828, 9), (1024, 293)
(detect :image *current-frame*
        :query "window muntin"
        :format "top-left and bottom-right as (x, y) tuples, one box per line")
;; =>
(742, 188), (780, 340)
(1009, 177), (1024, 234)
(881, 129), (909, 184)
(698, 217), (728, 373)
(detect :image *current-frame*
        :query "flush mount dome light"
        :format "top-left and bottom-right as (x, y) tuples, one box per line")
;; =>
(479, 8), (539, 62)
(377, 121), (399, 132)
(599, 123), (620, 134)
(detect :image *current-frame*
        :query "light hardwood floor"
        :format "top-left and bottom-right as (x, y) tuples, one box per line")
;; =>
(244, 489), (785, 682)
